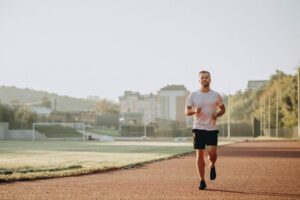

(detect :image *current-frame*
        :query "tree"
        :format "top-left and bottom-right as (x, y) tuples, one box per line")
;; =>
(0, 103), (15, 125)
(96, 99), (119, 115)
(228, 69), (298, 128)
(15, 106), (37, 128)
(41, 96), (51, 108)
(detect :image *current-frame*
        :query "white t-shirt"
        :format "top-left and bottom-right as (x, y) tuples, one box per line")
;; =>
(186, 89), (223, 131)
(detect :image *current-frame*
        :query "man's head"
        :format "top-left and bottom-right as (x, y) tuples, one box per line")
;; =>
(198, 70), (211, 88)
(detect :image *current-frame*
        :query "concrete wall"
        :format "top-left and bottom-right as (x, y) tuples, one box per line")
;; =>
(0, 122), (9, 139)
(0, 122), (47, 140)
(7, 130), (47, 140)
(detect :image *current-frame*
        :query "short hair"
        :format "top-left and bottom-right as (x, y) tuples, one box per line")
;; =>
(198, 70), (211, 77)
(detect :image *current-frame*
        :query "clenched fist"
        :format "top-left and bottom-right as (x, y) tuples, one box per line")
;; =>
(195, 107), (202, 115)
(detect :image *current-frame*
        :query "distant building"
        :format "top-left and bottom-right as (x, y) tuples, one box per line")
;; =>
(119, 91), (157, 136)
(143, 93), (158, 125)
(29, 106), (51, 116)
(119, 91), (158, 125)
(247, 80), (268, 91)
(119, 91), (144, 113)
(86, 96), (100, 101)
(158, 85), (189, 129)
(119, 85), (194, 136)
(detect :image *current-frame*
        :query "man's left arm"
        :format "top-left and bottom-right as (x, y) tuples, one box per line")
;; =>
(212, 104), (225, 120)
(217, 104), (225, 117)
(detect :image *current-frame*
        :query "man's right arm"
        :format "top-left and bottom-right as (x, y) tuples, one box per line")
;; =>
(185, 106), (195, 116)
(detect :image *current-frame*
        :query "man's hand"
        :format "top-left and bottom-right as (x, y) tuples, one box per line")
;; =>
(211, 112), (218, 120)
(212, 105), (226, 120)
(213, 104), (225, 119)
(195, 107), (202, 115)
(185, 106), (201, 116)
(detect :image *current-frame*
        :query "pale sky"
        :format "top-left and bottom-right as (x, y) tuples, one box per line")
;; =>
(1, 0), (299, 101)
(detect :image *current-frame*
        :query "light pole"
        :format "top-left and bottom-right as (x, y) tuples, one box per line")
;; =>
(268, 95), (271, 137)
(32, 123), (35, 141)
(260, 99), (263, 136)
(276, 87), (279, 138)
(53, 97), (57, 122)
(143, 115), (147, 138)
(263, 97), (267, 136)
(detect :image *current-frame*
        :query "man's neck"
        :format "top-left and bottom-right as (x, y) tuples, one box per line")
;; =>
(201, 87), (210, 93)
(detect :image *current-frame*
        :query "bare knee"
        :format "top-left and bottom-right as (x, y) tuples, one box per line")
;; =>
(207, 148), (217, 161)
(209, 153), (217, 161)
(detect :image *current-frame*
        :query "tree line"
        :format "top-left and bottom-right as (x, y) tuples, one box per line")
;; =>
(0, 98), (120, 129)
(223, 69), (298, 129)
(1, 68), (297, 133)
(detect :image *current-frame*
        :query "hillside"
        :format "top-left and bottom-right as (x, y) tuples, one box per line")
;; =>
(0, 86), (97, 112)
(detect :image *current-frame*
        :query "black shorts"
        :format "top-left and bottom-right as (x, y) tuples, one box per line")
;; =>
(192, 129), (219, 149)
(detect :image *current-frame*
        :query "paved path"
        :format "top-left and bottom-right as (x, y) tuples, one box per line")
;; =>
(1, 140), (300, 200)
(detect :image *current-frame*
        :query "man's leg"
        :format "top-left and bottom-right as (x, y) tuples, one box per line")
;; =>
(207, 146), (217, 167)
(207, 146), (217, 180)
(196, 149), (205, 180)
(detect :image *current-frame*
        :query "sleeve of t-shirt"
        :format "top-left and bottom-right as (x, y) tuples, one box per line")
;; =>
(186, 93), (194, 107)
(217, 93), (224, 106)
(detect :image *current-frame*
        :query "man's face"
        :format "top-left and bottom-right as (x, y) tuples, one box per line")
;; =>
(199, 72), (211, 88)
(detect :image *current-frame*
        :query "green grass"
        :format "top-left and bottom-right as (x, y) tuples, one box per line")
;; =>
(0, 140), (193, 182)
(35, 125), (82, 138)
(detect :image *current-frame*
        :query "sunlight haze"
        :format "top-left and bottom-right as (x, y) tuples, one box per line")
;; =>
(1, 0), (299, 100)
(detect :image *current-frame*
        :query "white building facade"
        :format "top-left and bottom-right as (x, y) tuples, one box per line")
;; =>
(119, 85), (192, 129)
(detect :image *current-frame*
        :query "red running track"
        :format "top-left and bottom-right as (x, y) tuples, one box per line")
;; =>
(1, 140), (300, 200)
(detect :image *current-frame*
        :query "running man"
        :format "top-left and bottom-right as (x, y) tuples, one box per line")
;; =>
(185, 70), (225, 190)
